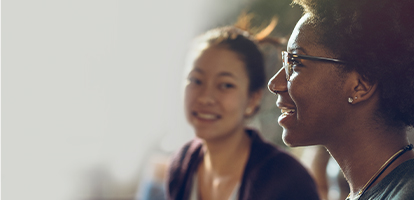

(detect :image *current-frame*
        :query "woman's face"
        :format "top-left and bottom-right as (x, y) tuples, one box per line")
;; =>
(268, 15), (350, 147)
(185, 46), (258, 141)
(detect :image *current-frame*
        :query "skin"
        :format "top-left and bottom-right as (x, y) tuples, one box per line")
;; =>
(268, 15), (352, 147)
(185, 45), (262, 200)
(268, 14), (414, 199)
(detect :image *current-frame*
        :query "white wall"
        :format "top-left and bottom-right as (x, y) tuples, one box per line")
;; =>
(2, 1), (245, 199)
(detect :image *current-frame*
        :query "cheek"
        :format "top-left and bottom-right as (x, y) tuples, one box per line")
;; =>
(289, 76), (332, 114)
(221, 93), (249, 115)
(290, 74), (346, 123)
(184, 87), (195, 111)
(288, 77), (312, 108)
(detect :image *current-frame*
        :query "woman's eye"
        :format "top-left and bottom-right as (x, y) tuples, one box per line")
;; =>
(291, 58), (302, 66)
(219, 83), (235, 89)
(188, 77), (201, 85)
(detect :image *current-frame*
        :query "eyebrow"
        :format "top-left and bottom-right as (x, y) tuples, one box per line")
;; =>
(288, 47), (308, 54)
(218, 71), (237, 79)
(192, 67), (204, 74)
(191, 67), (237, 79)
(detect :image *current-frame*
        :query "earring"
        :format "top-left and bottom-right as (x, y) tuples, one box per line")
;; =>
(348, 97), (354, 104)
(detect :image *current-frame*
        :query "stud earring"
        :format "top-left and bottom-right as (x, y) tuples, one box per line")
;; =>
(348, 97), (354, 104)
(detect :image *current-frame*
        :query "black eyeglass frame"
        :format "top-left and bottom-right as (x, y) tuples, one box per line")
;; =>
(282, 51), (347, 81)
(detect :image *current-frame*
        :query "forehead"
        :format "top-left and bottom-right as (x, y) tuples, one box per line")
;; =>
(192, 46), (248, 78)
(288, 15), (330, 56)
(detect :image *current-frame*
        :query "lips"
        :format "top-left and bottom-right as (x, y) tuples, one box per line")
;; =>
(192, 111), (221, 120)
(276, 104), (297, 126)
(280, 108), (296, 116)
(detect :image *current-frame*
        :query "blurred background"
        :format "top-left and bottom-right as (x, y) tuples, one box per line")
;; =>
(5, 1), (411, 200)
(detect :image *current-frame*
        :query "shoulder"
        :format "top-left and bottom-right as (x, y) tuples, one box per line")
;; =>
(248, 142), (315, 184)
(363, 159), (414, 200)
(384, 159), (414, 199)
(165, 138), (203, 199)
(167, 138), (203, 176)
(247, 129), (311, 175)
(240, 129), (319, 199)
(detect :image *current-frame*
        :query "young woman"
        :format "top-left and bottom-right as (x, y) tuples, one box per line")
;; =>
(166, 26), (320, 200)
(268, 0), (414, 199)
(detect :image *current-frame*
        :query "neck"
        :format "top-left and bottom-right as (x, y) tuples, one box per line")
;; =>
(201, 127), (251, 177)
(325, 127), (413, 199)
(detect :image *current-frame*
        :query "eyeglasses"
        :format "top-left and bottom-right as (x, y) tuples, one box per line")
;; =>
(281, 51), (347, 81)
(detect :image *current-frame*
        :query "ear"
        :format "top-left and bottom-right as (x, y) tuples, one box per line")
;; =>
(245, 90), (263, 116)
(346, 71), (378, 104)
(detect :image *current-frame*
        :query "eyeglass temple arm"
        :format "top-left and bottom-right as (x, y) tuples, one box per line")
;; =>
(292, 54), (347, 64)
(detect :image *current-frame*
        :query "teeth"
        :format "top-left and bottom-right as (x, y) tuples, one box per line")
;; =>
(197, 112), (218, 119)
(281, 109), (295, 114)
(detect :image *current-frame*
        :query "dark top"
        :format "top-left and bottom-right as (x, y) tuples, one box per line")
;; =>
(166, 129), (320, 200)
(359, 158), (414, 200)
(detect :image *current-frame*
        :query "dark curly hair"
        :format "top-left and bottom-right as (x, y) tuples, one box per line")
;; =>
(292, 0), (414, 128)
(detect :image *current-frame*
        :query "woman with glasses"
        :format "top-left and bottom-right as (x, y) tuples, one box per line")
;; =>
(166, 21), (320, 199)
(268, 0), (414, 200)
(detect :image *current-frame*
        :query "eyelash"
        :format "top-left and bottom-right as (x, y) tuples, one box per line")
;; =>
(219, 83), (235, 89)
(188, 77), (201, 85)
(291, 58), (302, 66)
(188, 78), (235, 90)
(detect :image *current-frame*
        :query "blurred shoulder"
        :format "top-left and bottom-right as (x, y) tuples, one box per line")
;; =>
(247, 129), (314, 179)
(168, 138), (203, 169)
(242, 129), (320, 199)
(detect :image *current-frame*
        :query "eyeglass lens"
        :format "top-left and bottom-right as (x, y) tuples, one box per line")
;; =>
(281, 51), (292, 81)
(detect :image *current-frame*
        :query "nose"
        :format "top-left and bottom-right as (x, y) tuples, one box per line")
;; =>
(268, 67), (288, 94)
(197, 85), (216, 105)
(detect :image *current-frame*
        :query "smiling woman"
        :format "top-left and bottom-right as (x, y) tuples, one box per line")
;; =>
(268, 0), (414, 199)
(185, 47), (253, 141)
(166, 24), (320, 200)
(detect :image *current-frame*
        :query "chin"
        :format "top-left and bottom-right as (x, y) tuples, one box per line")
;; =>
(282, 129), (318, 147)
(194, 129), (213, 140)
(194, 128), (224, 141)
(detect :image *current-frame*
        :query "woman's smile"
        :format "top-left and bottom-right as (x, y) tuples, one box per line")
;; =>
(191, 110), (222, 122)
(277, 102), (297, 127)
(278, 108), (296, 122)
